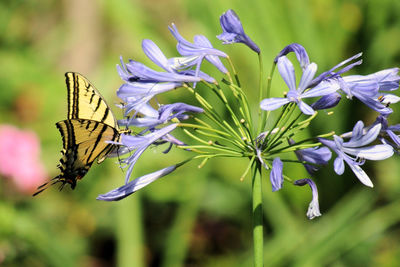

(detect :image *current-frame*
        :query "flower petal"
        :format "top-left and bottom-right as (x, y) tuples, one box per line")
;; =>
(97, 165), (179, 201)
(277, 56), (297, 91)
(333, 156), (345, 175)
(298, 63), (317, 91)
(270, 157), (283, 192)
(260, 97), (290, 111)
(218, 9), (260, 53)
(294, 178), (321, 219)
(346, 162), (374, 187)
(274, 43), (310, 70)
(343, 144), (394, 160)
(298, 101), (315, 115)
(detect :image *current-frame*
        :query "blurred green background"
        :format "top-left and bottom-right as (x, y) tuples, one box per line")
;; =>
(1, 0), (400, 266)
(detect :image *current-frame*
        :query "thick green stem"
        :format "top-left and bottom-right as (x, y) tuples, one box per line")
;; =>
(252, 163), (263, 267)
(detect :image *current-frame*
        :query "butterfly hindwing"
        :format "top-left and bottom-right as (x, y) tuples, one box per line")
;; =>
(55, 119), (120, 188)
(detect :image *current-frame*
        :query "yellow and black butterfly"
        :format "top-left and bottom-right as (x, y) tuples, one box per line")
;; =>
(34, 72), (122, 195)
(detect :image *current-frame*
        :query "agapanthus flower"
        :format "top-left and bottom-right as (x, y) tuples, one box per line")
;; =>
(372, 115), (400, 149)
(260, 56), (339, 115)
(169, 23), (228, 74)
(311, 92), (342, 110)
(118, 58), (202, 83)
(289, 139), (332, 175)
(142, 39), (219, 82)
(274, 43), (310, 70)
(97, 164), (181, 201)
(319, 121), (394, 187)
(270, 157), (283, 191)
(310, 53), (363, 87)
(340, 68), (400, 114)
(217, 9), (260, 54)
(117, 124), (178, 183)
(294, 178), (321, 220)
(119, 102), (203, 130)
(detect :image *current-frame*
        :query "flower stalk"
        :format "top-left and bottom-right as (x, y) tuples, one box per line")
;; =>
(87, 8), (400, 267)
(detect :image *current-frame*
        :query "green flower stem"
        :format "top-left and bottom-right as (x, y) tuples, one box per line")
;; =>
(266, 110), (302, 150)
(291, 111), (318, 129)
(213, 84), (249, 140)
(265, 103), (297, 150)
(226, 56), (241, 87)
(268, 142), (326, 154)
(252, 163), (264, 267)
(182, 129), (244, 154)
(240, 156), (256, 181)
(178, 143), (244, 155)
(261, 104), (290, 147)
(195, 129), (246, 149)
(222, 80), (253, 132)
(178, 123), (246, 149)
(223, 120), (246, 142)
(178, 123), (229, 136)
(257, 52), (264, 111)
(185, 85), (246, 141)
(259, 62), (277, 131)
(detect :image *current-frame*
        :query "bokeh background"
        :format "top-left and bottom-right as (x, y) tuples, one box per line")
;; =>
(1, 0), (400, 266)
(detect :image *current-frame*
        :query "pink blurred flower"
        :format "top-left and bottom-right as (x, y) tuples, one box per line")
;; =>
(0, 125), (47, 193)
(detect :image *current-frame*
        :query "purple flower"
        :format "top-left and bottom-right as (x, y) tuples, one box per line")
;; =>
(260, 56), (339, 115)
(169, 24), (228, 74)
(217, 9), (260, 54)
(97, 164), (181, 201)
(340, 68), (400, 114)
(119, 58), (201, 83)
(274, 43), (310, 70)
(117, 124), (178, 184)
(119, 102), (203, 129)
(311, 92), (342, 110)
(372, 115), (400, 149)
(142, 39), (221, 81)
(319, 121), (394, 187)
(294, 179), (321, 219)
(310, 53), (363, 87)
(289, 139), (332, 175)
(270, 157), (283, 191)
(117, 82), (182, 116)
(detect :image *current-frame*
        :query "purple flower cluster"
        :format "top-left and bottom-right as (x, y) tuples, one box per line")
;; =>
(96, 8), (400, 221)
(260, 43), (399, 218)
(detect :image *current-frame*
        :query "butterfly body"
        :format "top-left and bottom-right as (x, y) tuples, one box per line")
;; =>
(34, 73), (121, 195)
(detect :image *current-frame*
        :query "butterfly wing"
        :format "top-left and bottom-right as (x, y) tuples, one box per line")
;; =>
(55, 119), (120, 188)
(65, 72), (119, 129)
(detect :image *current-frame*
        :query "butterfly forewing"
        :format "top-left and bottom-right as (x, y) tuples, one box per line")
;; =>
(65, 72), (119, 129)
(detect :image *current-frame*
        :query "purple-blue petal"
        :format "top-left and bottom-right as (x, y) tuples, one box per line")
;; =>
(277, 56), (297, 92)
(311, 92), (341, 110)
(260, 97), (290, 111)
(333, 156), (345, 175)
(294, 178), (321, 219)
(274, 43), (310, 70)
(97, 165), (179, 201)
(270, 157), (283, 192)
(217, 9), (260, 53)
